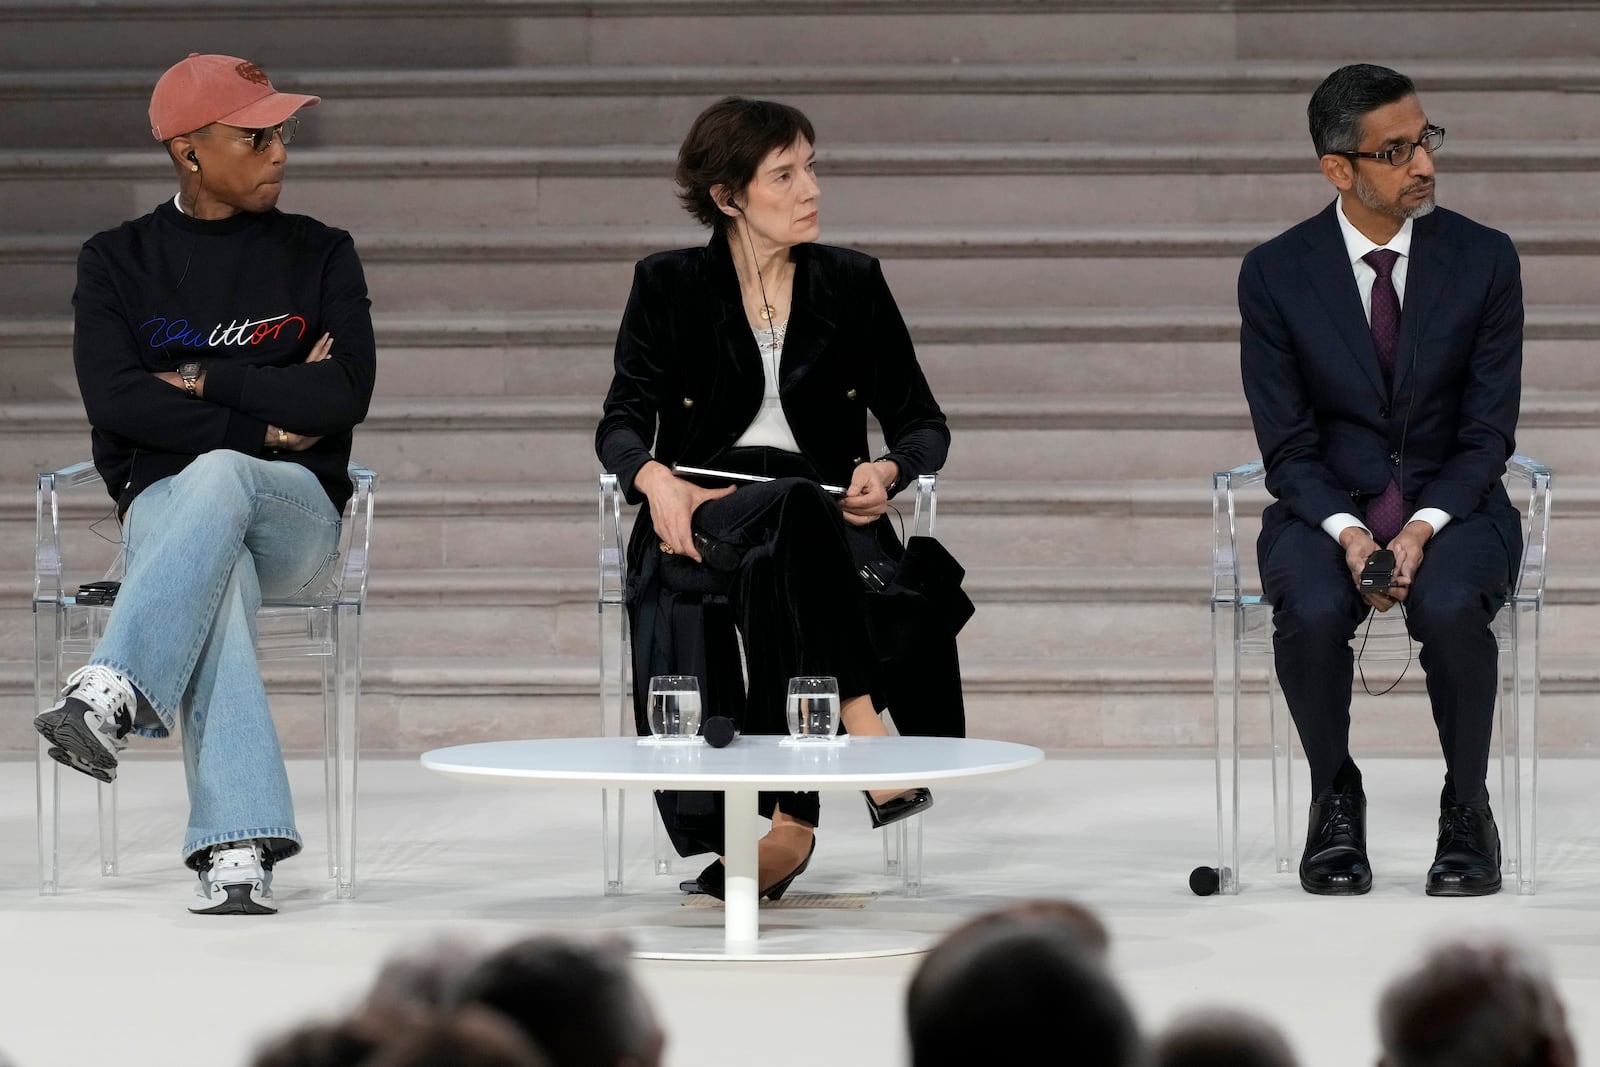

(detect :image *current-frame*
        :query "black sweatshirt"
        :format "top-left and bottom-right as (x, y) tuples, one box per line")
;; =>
(72, 199), (376, 513)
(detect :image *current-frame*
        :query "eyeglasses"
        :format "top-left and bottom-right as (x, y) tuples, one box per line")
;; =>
(1339, 125), (1445, 167)
(209, 115), (301, 153)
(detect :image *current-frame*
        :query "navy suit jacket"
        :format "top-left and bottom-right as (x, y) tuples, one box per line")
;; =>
(1239, 202), (1523, 554)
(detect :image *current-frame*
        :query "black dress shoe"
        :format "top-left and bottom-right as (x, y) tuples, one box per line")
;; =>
(1299, 787), (1372, 895)
(692, 836), (817, 902)
(1426, 800), (1502, 897)
(864, 787), (933, 829)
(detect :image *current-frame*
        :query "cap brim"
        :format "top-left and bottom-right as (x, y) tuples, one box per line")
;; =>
(215, 91), (320, 130)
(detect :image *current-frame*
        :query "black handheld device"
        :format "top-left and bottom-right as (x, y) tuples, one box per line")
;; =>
(75, 580), (122, 605)
(1359, 549), (1396, 594)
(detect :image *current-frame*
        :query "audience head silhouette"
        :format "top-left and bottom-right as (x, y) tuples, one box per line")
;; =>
(1152, 1007), (1299, 1067)
(907, 920), (1140, 1067)
(1377, 937), (1576, 1067)
(450, 936), (664, 1067)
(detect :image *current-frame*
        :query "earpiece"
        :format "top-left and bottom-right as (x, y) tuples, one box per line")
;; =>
(187, 151), (197, 163)
(726, 199), (741, 212)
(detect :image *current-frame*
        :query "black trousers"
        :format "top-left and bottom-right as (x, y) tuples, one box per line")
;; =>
(1259, 508), (1516, 805)
(648, 450), (885, 854)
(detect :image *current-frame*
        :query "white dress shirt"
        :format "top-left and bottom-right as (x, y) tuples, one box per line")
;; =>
(1321, 198), (1452, 543)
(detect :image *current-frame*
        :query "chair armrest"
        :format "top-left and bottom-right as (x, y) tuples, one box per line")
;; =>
(1505, 454), (1552, 605)
(599, 473), (625, 607)
(333, 463), (376, 608)
(1211, 461), (1265, 604)
(34, 461), (108, 606)
(911, 474), (938, 538)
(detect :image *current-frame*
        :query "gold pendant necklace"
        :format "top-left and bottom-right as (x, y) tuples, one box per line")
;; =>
(757, 304), (777, 322)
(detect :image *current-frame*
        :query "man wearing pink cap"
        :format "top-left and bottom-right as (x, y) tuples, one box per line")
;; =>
(34, 54), (376, 914)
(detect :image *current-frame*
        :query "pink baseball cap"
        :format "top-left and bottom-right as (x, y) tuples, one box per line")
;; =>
(149, 53), (320, 141)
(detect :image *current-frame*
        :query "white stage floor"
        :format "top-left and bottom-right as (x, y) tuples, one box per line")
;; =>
(2, 754), (1598, 1067)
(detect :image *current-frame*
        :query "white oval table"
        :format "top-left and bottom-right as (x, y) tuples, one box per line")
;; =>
(421, 735), (1043, 960)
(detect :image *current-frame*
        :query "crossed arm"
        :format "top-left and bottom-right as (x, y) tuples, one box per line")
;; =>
(73, 235), (376, 457)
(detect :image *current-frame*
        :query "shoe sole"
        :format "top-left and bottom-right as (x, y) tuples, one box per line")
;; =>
(34, 710), (118, 782)
(1299, 877), (1373, 896)
(1425, 879), (1502, 897)
(190, 883), (277, 915)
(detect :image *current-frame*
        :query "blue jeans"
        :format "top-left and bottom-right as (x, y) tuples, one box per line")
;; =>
(89, 451), (342, 868)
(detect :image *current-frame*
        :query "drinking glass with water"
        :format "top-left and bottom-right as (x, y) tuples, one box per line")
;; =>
(786, 676), (841, 742)
(647, 675), (703, 743)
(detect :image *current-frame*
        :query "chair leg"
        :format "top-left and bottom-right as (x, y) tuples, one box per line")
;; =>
(1270, 667), (1294, 874)
(602, 788), (625, 896)
(1512, 604), (1540, 895)
(651, 804), (673, 876)
(323, 653), (338, 881)
(37, 734), (60, 896)
(35, 609), (62, 895)
(98, 780), (118, 876)
(900, 815), (923, 898)
(1211, 604), (1242, 894)
(330, 604), (361, 899)
(882, 821), (900, 876)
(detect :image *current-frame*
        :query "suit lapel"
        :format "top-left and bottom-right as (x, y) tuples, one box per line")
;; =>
(1392, 212), (1454, 399)
(704, 239), (760, 386)
(1301, 203), (1388, 399)
(778, 243), (835, 394)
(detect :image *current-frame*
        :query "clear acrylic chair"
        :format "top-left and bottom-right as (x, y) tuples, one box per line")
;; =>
(598, 472), (936, 897)
(34, 459), (377, 899)
(1210, 455), (1550, 895)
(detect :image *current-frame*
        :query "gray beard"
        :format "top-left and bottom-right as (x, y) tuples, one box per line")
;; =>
(1355, 172), (1437, 220)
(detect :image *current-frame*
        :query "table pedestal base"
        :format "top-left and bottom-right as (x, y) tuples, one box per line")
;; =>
(625, 926), (932, 962)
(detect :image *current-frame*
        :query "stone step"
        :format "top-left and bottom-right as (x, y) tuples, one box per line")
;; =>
(7, 143), (1600, 235)
(6, 61), (1600, 148)
(11, 309), (1600, 402)
(5, 651), (1600, 755)
(7, 222), (1600, 314)
(6, 393), (1598, 486)
(4, 2), (1597, 72)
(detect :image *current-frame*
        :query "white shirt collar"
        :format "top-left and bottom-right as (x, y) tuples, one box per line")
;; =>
(1335, 196), (1412, 269)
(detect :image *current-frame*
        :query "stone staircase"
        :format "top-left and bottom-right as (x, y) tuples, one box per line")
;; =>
(3, 1), (1598, 756)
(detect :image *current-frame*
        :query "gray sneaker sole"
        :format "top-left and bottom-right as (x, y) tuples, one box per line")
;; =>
(34, 708), (118, 782)
(190, 883), (277, 916)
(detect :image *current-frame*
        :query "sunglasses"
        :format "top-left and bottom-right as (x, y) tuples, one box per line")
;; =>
(211, 114), (301, 153)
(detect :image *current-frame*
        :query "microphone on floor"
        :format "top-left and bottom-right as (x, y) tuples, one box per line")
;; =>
(703, 716), (740, 749)
(1189, 866), (1221, 896)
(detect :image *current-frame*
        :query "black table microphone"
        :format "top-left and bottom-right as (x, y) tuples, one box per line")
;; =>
(1189, 866), (1221, 897)
(703, 716), (739, 749)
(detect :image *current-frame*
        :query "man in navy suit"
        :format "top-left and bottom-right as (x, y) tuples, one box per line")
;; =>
(1240, 64), (1523, 896)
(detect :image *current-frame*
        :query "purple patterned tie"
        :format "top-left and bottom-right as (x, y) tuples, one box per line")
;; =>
(1363, 248), (1405, 544)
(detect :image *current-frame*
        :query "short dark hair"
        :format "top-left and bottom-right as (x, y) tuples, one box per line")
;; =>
(450, 937), (658, 1067)
(1153, 1007), (1300, 1067)
(1378, 939), (1574, 1067)
(1307, 64), (1416, 157)
(907, 923), (1141, 1067)
(676, 96), (816, 236)
(363, 1009), (550, 1067)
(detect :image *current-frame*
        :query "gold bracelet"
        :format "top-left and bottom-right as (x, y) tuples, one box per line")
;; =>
(276, 427), (288, 447)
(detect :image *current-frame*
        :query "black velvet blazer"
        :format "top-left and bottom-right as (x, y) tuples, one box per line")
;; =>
(595, 237), (950, 507)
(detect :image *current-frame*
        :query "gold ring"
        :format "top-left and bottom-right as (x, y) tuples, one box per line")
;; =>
(659, 541), (674, 554)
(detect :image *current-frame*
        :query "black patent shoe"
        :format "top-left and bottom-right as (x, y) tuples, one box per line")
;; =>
(691, 858), (723, 899)
(1299, 788), (1372, 895)
(865, 787), (933, 829)
(763, 837), (816, 902)
(1425, 800), (1502, 897)
(692, 837), (817, 902)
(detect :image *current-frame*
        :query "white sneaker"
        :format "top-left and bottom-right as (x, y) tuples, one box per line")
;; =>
(190, 840), (277, 915)
(34, 664), (136, 782)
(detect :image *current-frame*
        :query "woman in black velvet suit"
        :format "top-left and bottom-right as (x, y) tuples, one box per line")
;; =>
(595, 97), (957, 900)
